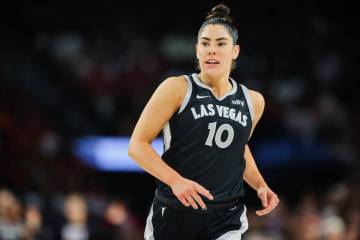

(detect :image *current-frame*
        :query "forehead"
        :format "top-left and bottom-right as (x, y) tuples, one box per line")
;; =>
(199, 24), (231, 40)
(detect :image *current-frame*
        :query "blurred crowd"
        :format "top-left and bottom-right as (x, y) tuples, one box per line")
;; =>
(1, 2), (359, 240)
(244, 179), (359, 240)
(0, 179), (359, 240)
(0, 188), (143, 240)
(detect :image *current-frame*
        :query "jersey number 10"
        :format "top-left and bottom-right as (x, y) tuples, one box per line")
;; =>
(205, 122), (234, 149)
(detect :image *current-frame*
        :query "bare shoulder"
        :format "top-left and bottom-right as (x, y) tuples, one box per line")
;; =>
(130, 75), (188, 141)
(154, 75), (188, 109)
(248, 89), (265, 121)
(160, 75), (187, 91)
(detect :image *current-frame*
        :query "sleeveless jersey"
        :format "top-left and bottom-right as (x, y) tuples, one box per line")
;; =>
(156, 73), (255, 203)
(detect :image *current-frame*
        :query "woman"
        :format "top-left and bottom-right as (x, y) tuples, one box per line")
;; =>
(128, 4), (279, 240)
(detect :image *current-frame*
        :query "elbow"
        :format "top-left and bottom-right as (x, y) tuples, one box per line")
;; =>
(128, 139), (137, 158)
(128, 138), (145, 158)
(128, 138), (150, 159)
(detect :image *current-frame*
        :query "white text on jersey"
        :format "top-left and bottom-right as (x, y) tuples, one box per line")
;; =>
(232, 100), (244, 106)
(191, 104), (248, 126)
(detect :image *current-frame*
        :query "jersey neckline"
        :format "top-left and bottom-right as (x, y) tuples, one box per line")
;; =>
(192, 73), (237, 101)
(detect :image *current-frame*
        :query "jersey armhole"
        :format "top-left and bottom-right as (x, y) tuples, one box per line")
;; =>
(177, 75), (193, 114)
(240, 84), (255, 124)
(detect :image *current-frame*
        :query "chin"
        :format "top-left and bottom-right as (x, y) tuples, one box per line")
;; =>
(203, 68), (224, 78)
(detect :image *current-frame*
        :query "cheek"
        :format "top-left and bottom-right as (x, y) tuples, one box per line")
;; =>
(219, 49), (234, 61)
(197, 47), (207, 58)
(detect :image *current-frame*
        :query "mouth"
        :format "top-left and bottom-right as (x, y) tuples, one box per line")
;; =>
(205, 59), (220, 65)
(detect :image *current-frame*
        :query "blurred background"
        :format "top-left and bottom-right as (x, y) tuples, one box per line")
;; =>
(0, 0), (359, 239)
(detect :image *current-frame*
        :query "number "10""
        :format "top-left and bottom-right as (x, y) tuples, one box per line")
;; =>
(205, 122), (234, 148)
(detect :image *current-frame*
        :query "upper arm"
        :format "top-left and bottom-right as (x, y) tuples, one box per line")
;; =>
(248, 90), (265, 139)
(129, 76), (187, 144)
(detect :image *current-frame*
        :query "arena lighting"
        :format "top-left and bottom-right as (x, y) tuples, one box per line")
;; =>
(73, 136), (164, 172)
(73, 136), (330, 172)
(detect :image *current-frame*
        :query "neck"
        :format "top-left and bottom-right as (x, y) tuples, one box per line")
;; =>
(198, 72), (232, 98)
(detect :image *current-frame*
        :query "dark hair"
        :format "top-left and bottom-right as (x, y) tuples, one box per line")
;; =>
(197, 4), (238, 45)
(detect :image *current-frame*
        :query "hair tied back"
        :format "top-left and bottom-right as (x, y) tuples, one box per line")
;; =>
(206, 4), (233, 23)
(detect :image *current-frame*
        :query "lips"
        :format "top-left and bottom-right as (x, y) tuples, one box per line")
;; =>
(205, 59), (220, 64)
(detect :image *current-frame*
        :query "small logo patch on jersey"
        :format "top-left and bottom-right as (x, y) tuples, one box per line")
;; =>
(161, 207), (166, 217)
(229, 206), (237, 211)
(232, 100), (244, 106)
(197, 95), (210, 99)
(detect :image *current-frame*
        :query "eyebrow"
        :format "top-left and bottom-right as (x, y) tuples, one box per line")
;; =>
(200, 37), (229, 41)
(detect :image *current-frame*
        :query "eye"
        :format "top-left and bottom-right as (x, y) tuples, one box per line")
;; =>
(201, 42), (209, 46)
(218, 42), (227, 46)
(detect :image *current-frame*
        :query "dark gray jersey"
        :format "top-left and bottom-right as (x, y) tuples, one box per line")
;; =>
(156, 73), (255, 203)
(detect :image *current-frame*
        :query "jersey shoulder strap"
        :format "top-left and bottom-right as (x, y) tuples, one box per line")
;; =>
(239, 83), (255, 123)
(178, 74), (194, 114)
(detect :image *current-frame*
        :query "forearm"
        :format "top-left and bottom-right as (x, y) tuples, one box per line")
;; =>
(243, 144), (268, 191)
(128, 140), (181, 187)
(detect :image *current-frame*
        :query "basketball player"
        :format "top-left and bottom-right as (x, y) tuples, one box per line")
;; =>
(128, 4), (279, 239)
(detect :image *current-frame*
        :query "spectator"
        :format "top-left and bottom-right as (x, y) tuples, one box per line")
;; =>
(61, 193), (89, 240)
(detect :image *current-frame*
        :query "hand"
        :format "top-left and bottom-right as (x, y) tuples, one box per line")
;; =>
(170, 176), (214, 210)
(256, 186), (279, 216)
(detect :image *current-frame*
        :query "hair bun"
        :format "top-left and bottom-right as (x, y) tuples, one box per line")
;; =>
(206, 4), (233, 22)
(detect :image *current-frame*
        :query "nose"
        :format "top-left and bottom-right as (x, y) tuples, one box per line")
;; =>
(208, 46), (216, 56)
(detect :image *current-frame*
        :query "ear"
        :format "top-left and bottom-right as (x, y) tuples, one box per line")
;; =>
(233, 44), (240, 60)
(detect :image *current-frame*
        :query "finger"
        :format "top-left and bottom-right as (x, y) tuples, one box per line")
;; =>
(266, 194), (279, 209)
(256, 201), (276, 216)
(195, 184), (214, 200)
(192, 192), (207, 210)
(178, 195), (190, 207)
(256, 204), (272, 216)
(185, 194), (198, 209)
(256, 193), (280, 216)
(256, 209), (268, 216)
(256, 206), (271, 216)
(269, 195), (279, 207)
